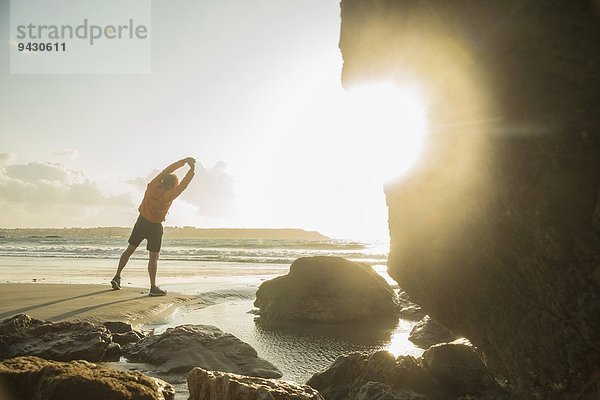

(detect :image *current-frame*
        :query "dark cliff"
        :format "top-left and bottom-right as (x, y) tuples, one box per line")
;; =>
(339, 1), (600, 398)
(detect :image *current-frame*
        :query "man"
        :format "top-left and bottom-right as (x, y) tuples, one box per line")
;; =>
(111, 157), (196, 296)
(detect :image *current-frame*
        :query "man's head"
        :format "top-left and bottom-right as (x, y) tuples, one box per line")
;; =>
(161, 174), (178, 190)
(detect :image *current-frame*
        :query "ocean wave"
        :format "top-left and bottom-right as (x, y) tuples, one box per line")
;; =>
(0, 237), (388, 265)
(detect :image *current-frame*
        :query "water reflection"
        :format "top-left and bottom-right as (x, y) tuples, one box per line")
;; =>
(175, 299), (423, 384)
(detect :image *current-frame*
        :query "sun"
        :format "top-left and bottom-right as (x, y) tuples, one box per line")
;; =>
(225, 80), (429, 241)
(342, 82), (428, 183)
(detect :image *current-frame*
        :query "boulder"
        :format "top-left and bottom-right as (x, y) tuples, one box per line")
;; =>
(307, 349), (499, 400)
(306, 351), (430, 400)
(112, 331), (143, 346)
(340, 1), (600, 397)
(102, 342), (121, 362)
(187, 367), (323, 400)
(254, 256), (398, 323)
(408, 316), (458, 349)
(103, 321), (133, 334)
(0, 356), (175, 400)
(122, 324), (281, 378)
(421, 343), (490, 396)
(355, 382), (424, 400)
(0, 314), (111, 362)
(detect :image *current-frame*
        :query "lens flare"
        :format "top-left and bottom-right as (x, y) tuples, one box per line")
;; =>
(343, 82), (428, 183)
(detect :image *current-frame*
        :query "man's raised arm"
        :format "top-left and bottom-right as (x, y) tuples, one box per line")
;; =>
(149, 158), (189, 186)
(165, 159), (196, 200)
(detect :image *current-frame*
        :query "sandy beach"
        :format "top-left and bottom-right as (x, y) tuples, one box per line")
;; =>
(0, 283), (202, 327)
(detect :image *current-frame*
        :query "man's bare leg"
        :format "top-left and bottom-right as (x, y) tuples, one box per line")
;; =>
(111, 244), (136, 290)
(148, 251), (167, 296)
(117, 245), (137, 276)
(148, 251), (159, 287)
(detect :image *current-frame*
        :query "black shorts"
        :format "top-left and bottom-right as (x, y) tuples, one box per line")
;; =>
(128, 215), (163, 252)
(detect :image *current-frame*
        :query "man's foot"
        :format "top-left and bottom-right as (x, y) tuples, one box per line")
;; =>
(110, 276), (121, 290)
(149, 286), (167, 297)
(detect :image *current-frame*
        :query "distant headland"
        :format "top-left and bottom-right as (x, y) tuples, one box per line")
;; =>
(0, 227), (331, 241)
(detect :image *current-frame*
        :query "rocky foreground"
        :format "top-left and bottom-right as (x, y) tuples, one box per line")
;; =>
(187, 368), (323, 400)
(0, 356), (175, 400)
(0, 314), (284, 399)
(0, 314), (112, 362)
(308, 345), (503, 400)
(0, 312), (504, 400)
(122, 324), (282, 378)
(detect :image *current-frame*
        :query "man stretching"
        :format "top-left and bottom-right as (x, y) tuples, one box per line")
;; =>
(111, 157), (196, 296)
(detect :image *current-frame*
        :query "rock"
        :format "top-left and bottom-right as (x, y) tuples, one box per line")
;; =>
(102, 342), (121, 362)
(0, 355), (175, 400)
(421, 343), (490, 396)
(0, 314), (111, 362)
(408, 316), (458, 349)
(307, 349), (500, 400)
(112, 331), (143, 346)
(306, 351), (430, 400)
(340, 1), (600, 397)
(397, 292), (426, 321)
(254, 256), (399, 323)
(187, 367), (323, 400)
(355, 382), (424, 400)
(122, 324), (281, 378)
(103, 321), (133, 334)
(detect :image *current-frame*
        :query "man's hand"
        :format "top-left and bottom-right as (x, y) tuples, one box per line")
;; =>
(183, 157), (196, 166)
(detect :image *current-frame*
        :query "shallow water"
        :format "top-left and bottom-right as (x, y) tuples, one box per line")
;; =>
(141, 298), (421, 399)
(146, 298), (422, 384)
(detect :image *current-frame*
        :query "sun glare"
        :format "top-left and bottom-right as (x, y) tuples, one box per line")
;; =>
(343, 82), (428, 183)
(386, 320), (424, 358)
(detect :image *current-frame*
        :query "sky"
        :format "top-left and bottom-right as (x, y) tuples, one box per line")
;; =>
(0, 0), (428, 241)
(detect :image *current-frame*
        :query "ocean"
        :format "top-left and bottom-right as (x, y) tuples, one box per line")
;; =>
(0, 235), (389, 266)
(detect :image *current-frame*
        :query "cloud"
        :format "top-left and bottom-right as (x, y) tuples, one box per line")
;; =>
(50, 148), (80, 159)
(0, 153), (17, 166)
(0, 160), (135, 227)
(6, 162), (70, 183)
(129, 161), (235, 217)
(183, 161), (235, 217)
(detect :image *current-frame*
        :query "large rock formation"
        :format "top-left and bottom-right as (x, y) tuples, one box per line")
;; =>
(254, 256), (398, 323)
(339, 1), (600, 398)
(122, 324), (282, 378)
(306, 348), (498, 400)
(0, 356), (175, 400)
(0, 314), (111, 362)
(187, 367), (323, 400)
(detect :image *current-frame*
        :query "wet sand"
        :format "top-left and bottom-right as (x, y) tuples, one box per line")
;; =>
(0, 283), (203, 326)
